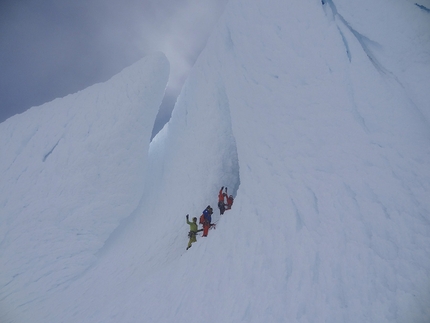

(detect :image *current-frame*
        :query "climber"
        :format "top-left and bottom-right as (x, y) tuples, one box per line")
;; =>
(223, 187), (234, 211)
(226, 194), (234, 210)
(218, 186), (227, 215)
(186, 214), (199, 250)
(201, 205), (214, 237)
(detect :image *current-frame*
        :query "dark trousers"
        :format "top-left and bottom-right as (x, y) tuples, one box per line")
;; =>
(218, 201), (225, 215)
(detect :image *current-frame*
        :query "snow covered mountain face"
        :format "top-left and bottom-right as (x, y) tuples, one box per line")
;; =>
(0, 54), (170, 322)
(1, 0), (430, 322)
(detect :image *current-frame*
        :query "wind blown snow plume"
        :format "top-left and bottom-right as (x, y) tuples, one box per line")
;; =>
(1, 0), (430, 322)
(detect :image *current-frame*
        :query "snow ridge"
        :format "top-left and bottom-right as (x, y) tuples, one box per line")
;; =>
(0, 52), (169, 323)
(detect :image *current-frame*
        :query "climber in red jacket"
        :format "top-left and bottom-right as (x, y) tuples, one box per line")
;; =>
(218, 186), (227, 215)
(226, 194), (234, 210)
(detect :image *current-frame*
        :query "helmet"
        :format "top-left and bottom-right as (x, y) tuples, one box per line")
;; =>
(193, 217), (197, 222)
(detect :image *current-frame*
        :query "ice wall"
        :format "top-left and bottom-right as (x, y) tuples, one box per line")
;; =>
(132, 0), (430, 321)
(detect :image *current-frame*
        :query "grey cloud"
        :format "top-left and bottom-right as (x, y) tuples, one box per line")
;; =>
(0, 0), (227, 132)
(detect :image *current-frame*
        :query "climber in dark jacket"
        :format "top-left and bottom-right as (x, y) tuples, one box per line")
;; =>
(200, 206), (213, 237)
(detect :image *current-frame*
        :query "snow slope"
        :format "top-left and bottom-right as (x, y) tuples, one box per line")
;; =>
(1, 0), (430, 322)
(0, 53), (169, 322)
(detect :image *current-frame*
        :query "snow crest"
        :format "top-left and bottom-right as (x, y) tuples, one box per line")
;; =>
(0, 52), (169, 322)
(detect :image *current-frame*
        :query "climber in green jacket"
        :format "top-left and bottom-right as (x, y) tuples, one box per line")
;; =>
(186, 214), (199, 250)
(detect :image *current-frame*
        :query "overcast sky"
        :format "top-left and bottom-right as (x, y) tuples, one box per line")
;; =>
(0, 0), (227, 135)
